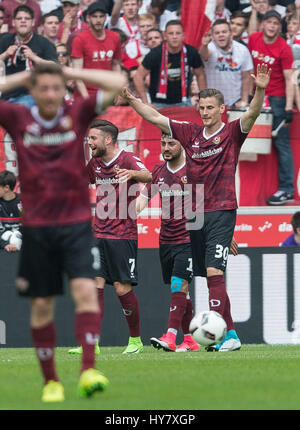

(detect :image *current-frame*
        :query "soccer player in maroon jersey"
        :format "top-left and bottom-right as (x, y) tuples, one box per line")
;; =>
(121, 63), (271, 352)
(136, 134), (199, 352)
(0, 62), (126, 401)
(85, 119), (152, 354)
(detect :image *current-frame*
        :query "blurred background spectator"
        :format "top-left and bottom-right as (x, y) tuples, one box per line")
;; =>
(145, 27), (163, 48)
(199, 19), (253, 108)
(71, 1), (122, 97)
(41, 12), (60, 45)
(133, 19), (206, 107)
(1, 0), (42, 33)
(0, 170), (22, 253)
(0, 5), (57, 107)
(248, 9), (295, 205)
(57, 0), (89, 46)
(109, 0), (140, 42)
(230, 10), (250, 44)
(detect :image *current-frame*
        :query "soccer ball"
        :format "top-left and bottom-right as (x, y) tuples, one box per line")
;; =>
(1, 229), (22, 250)
(189, 311), (227, 346)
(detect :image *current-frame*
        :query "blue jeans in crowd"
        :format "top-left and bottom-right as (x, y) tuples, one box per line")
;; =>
(8, 94), (35, 108)
(268, 96), (294, 195)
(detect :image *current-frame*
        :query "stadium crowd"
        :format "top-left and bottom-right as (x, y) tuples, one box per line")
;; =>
(0, 0), (298, 206)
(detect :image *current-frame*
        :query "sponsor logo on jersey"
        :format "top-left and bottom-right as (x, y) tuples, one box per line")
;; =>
(59, 115), (72, 131)
(95, 177), (120, 185)
(192, 147), (223, 158)
(23, 131), (76, 147)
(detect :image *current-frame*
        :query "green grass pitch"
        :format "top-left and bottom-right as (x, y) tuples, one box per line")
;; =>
(1, 344), (300, 410)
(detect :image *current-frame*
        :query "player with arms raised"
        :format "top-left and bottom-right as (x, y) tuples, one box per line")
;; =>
(0, 63), (126, 401)
(122, 63), (271, 352)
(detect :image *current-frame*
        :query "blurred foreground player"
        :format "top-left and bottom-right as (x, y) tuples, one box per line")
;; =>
(136, 134), (199, 352)
(74, 119), (151, 354)
(0, 63), (126, 401)
(121, 63), (271, 351)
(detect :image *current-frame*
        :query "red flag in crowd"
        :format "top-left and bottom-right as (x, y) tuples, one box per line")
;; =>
(181, 0), (216, 50)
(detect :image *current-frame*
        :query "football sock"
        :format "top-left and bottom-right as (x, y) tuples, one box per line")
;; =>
(167, 291), (187, 333)
(181, 295), (194, 335)
(31, 321), (59, 384)
(118, 290), (140, 338)
(223, 294), (235, 331)
(75, 312), (100, 373)
(207, 275), (235, 330)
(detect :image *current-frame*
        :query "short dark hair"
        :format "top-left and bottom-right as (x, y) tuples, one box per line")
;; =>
(212, 18), (230, 31)
(89, 119), (119, 143)
(198, 88), (225, 106)
(13, 5), (34, 19)
(151, 0), (167, 13)
(42, 12), (60, 25)
(0, 170), (16, 191)
(165, 19), (183, 30)
(110, 27), (128, 45)
(291, 212), (300, 233)
(0, 5), (4, 14)
(230, 10), (249, 25)
(30, 62), (65, 86)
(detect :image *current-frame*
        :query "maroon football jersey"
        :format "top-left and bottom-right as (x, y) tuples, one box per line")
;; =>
(87, 150), (148, 240)
(169, 118), (248, 212)
(0, 93), (102, 227)
(141, 162), (190, 245)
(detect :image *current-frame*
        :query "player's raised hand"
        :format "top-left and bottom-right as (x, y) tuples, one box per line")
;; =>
(251, 63), (271, 89)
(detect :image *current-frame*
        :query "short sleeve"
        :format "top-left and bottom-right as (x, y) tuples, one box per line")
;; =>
(169, 119), (194, 149)
(71, 33), (84, 58)
(0, 101), (26, 137)
(126, 153), (148, 171)
(229, 118), (248, 148)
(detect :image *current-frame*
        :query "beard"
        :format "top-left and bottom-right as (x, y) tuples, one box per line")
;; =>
(92, 147), (106, 158)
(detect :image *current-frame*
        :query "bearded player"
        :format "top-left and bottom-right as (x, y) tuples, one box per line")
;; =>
(84, 119), (151, 354)
(0, 63), (126, 401)
(122, 63), (271, 352)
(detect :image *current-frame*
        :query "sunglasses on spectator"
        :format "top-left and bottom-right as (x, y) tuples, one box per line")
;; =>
(57, 52), (68, 57)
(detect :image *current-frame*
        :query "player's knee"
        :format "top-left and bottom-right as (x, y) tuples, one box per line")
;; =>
(71, 278), (98, 311)
(114, 282), (132, 296)
(170, 276), (188, 294)
(31, 297), (54, 321)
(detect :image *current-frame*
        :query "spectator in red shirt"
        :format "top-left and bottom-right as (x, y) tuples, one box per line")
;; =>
(1, 0), (42, 34)
(57, 0), (89, 46)
(248, 10), (295, 205)
(71, 2), (122, 98)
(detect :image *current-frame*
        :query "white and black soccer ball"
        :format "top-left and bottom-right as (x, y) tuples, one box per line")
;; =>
(1, 230), (22, 250)
(189, 311), (227, 347)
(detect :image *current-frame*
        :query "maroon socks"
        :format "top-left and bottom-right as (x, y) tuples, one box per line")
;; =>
(167, 292), (187, 333)
(31, 322), (58, 384)
(75, 312), (100, 372)
(118, 290), (141, 337)
(206, 274), (235, 331)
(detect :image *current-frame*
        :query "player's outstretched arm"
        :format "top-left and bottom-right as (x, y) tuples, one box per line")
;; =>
(0, 70), (31, 94)
(136, 194), (150, 215)
(240, 63), (271, 133)
(120, 87), (171, 135)
(62, 67), (127, 108)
